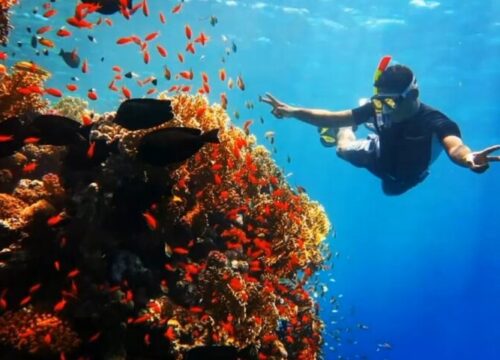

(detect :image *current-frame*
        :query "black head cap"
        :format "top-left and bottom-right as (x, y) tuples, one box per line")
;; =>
(374, 64), (414, 93)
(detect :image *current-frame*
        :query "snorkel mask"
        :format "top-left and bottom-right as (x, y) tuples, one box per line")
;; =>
(371, 56), (418, 128)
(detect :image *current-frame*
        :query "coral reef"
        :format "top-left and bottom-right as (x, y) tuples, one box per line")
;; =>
(52, 96), (90, 122)
(0, 94), (331, 359)
(0, 0), (17, 45)
(0, 62), (50, 122)
(0, 307), (81, 355)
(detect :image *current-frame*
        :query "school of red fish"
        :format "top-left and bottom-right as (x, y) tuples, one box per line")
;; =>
(0, 1), (332, 359)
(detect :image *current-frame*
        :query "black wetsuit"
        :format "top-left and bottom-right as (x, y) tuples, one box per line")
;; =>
(351, 102), (461, 194)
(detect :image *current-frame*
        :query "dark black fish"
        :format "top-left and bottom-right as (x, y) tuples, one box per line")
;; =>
(27, 27), (32, 33)
(114, 98), (174, 130)
(152, 77), (158, 86)
(81, 0), (133, 15)
(43, 49), (49, 56)
(59, 49), (80, 68)
(30, 35), (37, 48)
(124, 71), (138, 79)
(0, 117), (25, 158)
(137, 127), (219, 166)
(88, 35), (97, 43)
(28, 114), (87, 146)
(186, 345), (256, 360)
(17, 41), (22, 48)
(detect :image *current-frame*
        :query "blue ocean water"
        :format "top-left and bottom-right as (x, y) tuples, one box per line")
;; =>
(4, 0), (500, 359)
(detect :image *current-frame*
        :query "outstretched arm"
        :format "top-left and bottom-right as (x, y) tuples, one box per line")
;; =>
(259, 93), (356, 128)
(442, 135), (500, 173)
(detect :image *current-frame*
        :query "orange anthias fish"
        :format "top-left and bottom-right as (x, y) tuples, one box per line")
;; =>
(194, 32), (209, 46)
(45, 87), (63, 97)
(156, 45), (168, 57)
(143, 211), (157, 230)
(87, 141), (96, 158)
(145, 31), (160, 42)
(185, 25), (192, 39)
(23, 162), (38, 173)
(219, 68), (226, 81)
(171, 3), (183, 14)
(56, 27), (72, 37)
(36, 25), (52, 35)
(159, 11), (166, 24)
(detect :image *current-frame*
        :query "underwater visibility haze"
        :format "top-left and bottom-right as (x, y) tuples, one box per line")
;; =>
(0, 0), (499, 359)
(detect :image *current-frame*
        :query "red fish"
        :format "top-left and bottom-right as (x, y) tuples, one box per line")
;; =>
(219, 68), (226, 81)
(143, 49), (150, 64)
(105, 18), (113, 26)
(237, 75), (245, 91)
(171, 3), (182, 14)
(45, 87), (63, 97)
(178, 70), (193, 80)
(164, 327), (176, 341)
(177, 53), (184, 63)
(67, 269), (80, 278)
(89, 332), (101, 342)
(54, 298), (66, 312)
(143, 0), (150, 16)
(121, 86), (131, 99)
(39, 38), (55, 48)
(185, 25), (192, 39)
(159, 11), (166, 24)
(23, 162), (38, 173)
(145, 31), (160, 41)
(156, 45), (168, 57)
(108, 80), (118, 92)
(43, 8), (57, 18)
(143, 211), (157, 230)
(194, 32), (209, 46)
(56, 28), (72, 37)
(116, 36), (133, 45)
(0, 135), (13, 142)
(36, 25), (52, 34)
(87, 141), (96, 158)
(23, 137), (40, 144)
(82, 59), (88, 73)
(29, 283), (42, 294)
(54, 260), (61, 271)
(185, 42), (195, 54)
(172, 247), (189, 255)
(87, 89), (98, 100)
(220, 92), (228, 109)
(66, 83), (78, 92)
(20, 295), (32, 306)
(48, 213), (65, 226)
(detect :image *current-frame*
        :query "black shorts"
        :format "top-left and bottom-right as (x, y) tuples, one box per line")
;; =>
(336, 134), (428, 195)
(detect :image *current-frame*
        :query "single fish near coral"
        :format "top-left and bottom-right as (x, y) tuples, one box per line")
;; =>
(113, 98), (173, 130)
(137, 127), (220, 166)
(59, 48), (80, 68)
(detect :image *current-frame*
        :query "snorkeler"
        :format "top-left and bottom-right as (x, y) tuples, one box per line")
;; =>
(260, 56), (500, 195)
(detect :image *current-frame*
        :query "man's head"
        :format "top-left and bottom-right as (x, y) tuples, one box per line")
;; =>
(372, 64), (420, 122)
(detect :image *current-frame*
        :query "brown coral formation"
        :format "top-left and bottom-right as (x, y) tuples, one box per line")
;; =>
(0, 0), (17, 45)
(0, 62), (50, 122)
(0, 94), (331, 359)
(0, 307), (81, 354)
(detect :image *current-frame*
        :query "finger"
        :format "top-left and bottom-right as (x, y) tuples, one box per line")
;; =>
(486, 156), (500, 162)
(271, 109), (283, 119)
(259, 95), (274, 106)
(264, 92), (282, 106)
(481, 145), (500, 155)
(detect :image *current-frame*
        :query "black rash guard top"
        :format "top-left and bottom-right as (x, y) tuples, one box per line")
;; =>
(351, 102), (461, 181)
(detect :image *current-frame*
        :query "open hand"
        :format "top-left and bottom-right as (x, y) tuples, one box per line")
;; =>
(259, 93), (296, 119)
(465, 145), (500, 173)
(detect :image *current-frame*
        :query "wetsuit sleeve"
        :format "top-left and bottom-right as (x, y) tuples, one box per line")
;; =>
(430, 113), (461, 140)
(351, 102), (375, 125)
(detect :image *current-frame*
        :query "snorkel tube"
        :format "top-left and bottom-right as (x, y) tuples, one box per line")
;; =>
(373, 55), (392, 95)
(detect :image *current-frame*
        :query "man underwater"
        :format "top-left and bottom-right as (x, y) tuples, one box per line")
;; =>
(260, 57), (500, 195)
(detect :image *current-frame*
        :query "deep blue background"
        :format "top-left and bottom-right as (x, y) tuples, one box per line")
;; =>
(6, 1), (500, 359)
